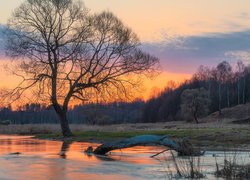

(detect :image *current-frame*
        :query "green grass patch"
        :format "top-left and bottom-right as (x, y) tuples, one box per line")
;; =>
(35, 127), (250, 149)
(36, 128), (229, 142)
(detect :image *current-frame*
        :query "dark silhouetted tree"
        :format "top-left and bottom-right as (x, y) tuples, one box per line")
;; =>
(3, 0), (159, 136)
(180, 88), (210, 123)
(214, 61), (232, 114)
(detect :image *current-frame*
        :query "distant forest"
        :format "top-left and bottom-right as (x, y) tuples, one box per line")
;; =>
(1, 60), (250, 125)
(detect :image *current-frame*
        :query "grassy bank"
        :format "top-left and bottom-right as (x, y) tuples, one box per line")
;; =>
(0, 123), (250, 149)
(36, 128), (250, 149)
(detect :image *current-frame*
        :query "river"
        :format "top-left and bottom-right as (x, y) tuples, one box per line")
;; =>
(0, 135), (248, 179)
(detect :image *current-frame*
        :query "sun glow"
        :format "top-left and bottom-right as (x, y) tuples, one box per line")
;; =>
(1, 0), (242, 106)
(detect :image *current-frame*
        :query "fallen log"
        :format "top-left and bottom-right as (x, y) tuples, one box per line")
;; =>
(93, 135), (203, 156)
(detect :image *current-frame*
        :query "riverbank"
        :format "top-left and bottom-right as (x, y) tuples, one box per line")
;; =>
(0, 122), (249, 150)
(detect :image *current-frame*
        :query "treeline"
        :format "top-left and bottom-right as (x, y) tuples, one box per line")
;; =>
(0, 60), (249, 124)
(143, 61), (250, 122)
(0, 101), (144, 125)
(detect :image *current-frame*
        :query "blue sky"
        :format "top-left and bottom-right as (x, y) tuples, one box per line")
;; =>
(1, 0), (250, 75)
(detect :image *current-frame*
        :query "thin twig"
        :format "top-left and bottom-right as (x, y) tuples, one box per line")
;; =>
(151, 149), (169, 158)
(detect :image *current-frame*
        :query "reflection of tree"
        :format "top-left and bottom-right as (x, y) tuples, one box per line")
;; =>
(90, 153), (117, 162)
(84, 146), (117, 161)
(59, 141), (72, 159)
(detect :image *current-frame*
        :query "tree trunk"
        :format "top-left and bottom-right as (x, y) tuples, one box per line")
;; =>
(227, 84), (230, 108)
(243, 77), (246, 104)
(218, 83), (222, 115)
(238, 79), (240, 105)
(92, 135), (203, 156)
(194, 114), (199, 124)
(193, 110), (199, 124)
(58, 112), (73, 137)
(208, 80), (211, 99)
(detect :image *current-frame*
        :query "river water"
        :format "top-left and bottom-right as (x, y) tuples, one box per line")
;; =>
(0, 135), (249, 180)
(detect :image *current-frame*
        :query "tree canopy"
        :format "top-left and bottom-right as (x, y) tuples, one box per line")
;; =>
(181, 88), (210, 123)
(3, 0), (159, 136)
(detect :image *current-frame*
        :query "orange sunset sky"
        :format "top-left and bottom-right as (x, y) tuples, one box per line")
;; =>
(1, 0), (250, 99)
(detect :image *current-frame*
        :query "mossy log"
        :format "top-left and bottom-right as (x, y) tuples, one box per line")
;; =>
(93, 135), (203, 156)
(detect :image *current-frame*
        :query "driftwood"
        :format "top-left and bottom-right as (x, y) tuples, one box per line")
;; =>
(93, 135), (203, 156)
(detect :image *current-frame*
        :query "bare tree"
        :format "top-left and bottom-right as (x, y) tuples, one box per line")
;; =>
(3, 0), (159, 137)
(181, 88), (210, 124)
(235, 60), (245, 105)
(243, 65), (250, 104)
(193, 65), (212, 98)
(214, 61), (232, 114)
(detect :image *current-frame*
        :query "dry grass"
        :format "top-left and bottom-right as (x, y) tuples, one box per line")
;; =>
(0, 122), (249, 135)
(215, 151), (250, 179)
(0, 122), (249, 149)
(165, 151), (205, 179)
(1, 103), (250, 136)
(201, 103), (250, 123)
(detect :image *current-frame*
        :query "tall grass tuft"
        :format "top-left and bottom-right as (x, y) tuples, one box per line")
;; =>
(215, 151), (250, 179)
(165, 150), (205, 179)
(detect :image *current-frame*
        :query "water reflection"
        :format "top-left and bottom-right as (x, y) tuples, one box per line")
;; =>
(0, 135), (248, 180)
(0, 135), (165, 164)
(59, 141), (72, 159)
(0, 135), (168, 180)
